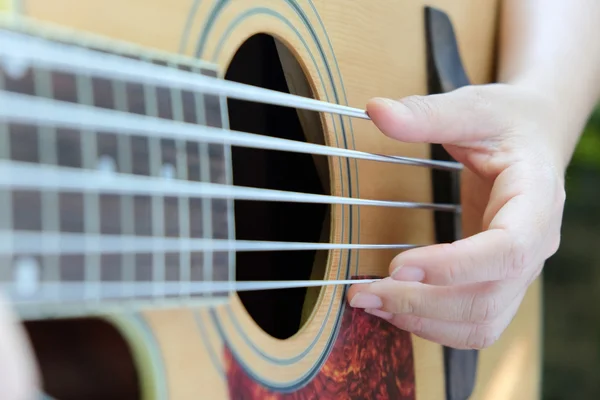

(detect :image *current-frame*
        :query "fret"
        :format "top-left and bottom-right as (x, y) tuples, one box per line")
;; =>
(143, 58), (166, 300)
(168, 61), (188, 298)
(106, 78), (130, 301)
(194, 66), (213, 297)
(130, 57), (154, 300)
(0, 71), (11, 284)
(204, 69), (233, 295)
(76, 72), (101, 302)
(169, 63), (185, 122)
(33, 68), (61, 300)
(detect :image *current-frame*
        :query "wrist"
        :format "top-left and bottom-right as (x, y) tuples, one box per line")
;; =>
(506, 77), (584, 174)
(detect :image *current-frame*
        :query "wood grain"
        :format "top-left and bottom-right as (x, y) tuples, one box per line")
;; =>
(5, 0), (541, 399)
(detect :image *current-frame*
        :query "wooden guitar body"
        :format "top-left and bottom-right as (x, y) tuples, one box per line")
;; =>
(0, 1), (541, 399)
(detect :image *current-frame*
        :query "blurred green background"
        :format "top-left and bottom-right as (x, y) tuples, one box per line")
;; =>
(543, 105), (600, 399)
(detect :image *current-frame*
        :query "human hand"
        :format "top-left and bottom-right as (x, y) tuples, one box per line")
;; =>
(347, 83), (567, 349)
(0, 294), (39, 399)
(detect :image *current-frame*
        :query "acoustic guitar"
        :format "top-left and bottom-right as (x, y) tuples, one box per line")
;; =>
(0, 1), (541, 399)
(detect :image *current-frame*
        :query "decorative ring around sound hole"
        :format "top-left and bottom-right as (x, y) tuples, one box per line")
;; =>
(192, 1), (361, 387)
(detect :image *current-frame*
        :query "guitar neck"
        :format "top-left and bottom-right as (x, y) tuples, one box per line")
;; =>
(0, 24), (234, 319)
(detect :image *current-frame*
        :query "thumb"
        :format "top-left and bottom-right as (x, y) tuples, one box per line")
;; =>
(366, 86), (500, 144)
(0, 295), (40, 400)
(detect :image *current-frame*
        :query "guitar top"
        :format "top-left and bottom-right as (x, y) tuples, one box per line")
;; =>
(0, 1), (540, 399)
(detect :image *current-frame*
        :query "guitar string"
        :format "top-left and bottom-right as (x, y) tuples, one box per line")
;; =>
(0, 30), (459, 300)
(0, 88), (460, 171)
(0, 160), (460, 212)
(0, 231), (423, 254)
(3, 279), (383, 304)
(0, 29), (368, 119)
(0, 31), (461, 211)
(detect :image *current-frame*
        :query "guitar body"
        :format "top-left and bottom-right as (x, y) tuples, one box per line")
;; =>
(0, 1), (540, 399)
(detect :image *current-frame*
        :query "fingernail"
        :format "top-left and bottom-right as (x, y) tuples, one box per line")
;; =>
(370, 97), (410, 114)
(371, 97), (397, 108)
(349, 293), (382, 309)
(391, 265), (425, 282)
(365, 308), (393, 320)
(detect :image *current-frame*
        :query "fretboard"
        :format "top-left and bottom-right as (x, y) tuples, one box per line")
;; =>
(0, 26), (233, 318)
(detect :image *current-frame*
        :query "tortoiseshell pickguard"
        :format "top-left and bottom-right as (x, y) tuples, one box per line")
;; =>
(224, 276), (416, 399)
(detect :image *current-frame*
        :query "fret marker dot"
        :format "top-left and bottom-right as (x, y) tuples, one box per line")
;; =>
(160, 163), (175, 179)
(97, 155), (116, 173)
(1, 55), (29, 79)
(13, 256), (40, 297)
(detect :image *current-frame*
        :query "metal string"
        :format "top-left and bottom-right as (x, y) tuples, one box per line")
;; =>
(0, 231), (422, 254)
(4, 279), (382, 303)
(0, 29), (461, 300)
(0, 29), (368, 119)
(0, 91), (461, 171)
(0, 160), (461, 212)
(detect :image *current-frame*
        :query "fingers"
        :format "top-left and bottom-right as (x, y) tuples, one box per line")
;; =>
(389, 229), (514, 286)
(389, 163), (563, 287)
(361, 83), (566, 351)
(387, 202), (550, 287)
(366, 85), (509, 144)
(486, 164), (565, 264)
(367, 289), (526, 350)
(347, 277), (523, 325)
(0, 295), (39, 400)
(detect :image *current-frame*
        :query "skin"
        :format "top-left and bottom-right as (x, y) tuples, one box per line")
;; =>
(347, 0), (600, 350)
(0, 295), (39, 399)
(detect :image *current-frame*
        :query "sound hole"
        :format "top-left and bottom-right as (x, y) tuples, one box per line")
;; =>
(226, 34), (330, 339)
(24, 318), (140, 400)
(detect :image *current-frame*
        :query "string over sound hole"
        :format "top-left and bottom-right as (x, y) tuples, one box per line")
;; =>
(226, 34), (330, 340)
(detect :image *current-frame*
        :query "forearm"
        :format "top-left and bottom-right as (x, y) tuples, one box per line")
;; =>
(497, 0), (600, 169)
